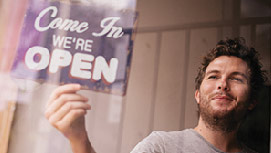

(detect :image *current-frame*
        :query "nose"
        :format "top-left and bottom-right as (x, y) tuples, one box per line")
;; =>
(217, 78), (229, 91)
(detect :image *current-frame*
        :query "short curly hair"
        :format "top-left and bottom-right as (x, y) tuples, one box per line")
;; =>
(195, 37), (267, 101)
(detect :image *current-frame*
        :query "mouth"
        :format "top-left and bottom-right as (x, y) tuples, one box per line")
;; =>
(212, 95), (234, 101)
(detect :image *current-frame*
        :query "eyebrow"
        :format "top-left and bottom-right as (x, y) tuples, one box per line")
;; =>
(231, 72), (248, 80)
(205, 70), (219, 76)
(206, 70), (248, 80)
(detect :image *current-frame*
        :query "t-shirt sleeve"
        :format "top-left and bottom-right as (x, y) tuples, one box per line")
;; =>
(130, 131), (165, 153)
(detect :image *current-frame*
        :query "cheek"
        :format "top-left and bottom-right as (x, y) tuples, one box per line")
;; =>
(199, 81), (216, 102)
(231, 85), (250, 102)
(201, 81), (215, 94)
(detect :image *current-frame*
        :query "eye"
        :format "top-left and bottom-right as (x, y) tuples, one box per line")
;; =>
(230, 77), (244, 83)
(208, 75), (217, 79)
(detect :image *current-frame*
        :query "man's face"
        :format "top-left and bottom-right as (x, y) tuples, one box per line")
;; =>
(195, 56), (255, 130)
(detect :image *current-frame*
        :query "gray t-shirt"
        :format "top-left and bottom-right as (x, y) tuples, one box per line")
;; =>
(131, 129), (257, 153)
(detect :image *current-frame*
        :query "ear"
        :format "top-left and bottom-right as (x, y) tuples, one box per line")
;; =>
(195, 90), (200, 104)
(248, 100), (258, 110)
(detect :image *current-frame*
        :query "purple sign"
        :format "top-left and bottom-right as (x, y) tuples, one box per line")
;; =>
(11, 1), (137, 95)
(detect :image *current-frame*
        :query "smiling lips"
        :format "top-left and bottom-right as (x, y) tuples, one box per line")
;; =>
(212, 95), (234, 101)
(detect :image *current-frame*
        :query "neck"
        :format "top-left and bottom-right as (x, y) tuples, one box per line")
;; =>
(194, 117), (242, 153)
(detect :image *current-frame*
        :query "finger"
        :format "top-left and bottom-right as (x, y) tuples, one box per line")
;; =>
(47, 84), (81, 107)
(55, 109), (87, 130)
(45, 93), (88, 118)
(48, 101), (91, 124)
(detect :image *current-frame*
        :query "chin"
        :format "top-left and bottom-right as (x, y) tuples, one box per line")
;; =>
(212, 109), (231, 118)
(211, 103), (235, 112)
(213, 113), (233, 121)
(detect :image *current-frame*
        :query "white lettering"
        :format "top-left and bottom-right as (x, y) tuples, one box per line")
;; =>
(63, 37), (72, 49)
(24, 46), (118, 84)
(34, 6), (89, 33)
(49, 49), (72, 73)
(75, 38), (93, 52)
(35, 6), (58, 32)
(84, 39), (93, 52)
(49, 17), (62, 29)
(70, 53), (94, 79)
(75, 38), (85, 51)
(52, 35), (65, 47)
(92, 56), (118, 83)
(25, 46), (50, 70)
(92, 17), (123, 38)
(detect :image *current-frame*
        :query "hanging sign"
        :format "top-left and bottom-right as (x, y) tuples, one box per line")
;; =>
(11, 0), (137, 95)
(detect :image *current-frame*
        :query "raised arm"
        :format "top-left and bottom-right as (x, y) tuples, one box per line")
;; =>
(45, 84), (95, 153)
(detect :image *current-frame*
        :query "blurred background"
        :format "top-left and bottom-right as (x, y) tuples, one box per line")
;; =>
(0, 0), (270, 153)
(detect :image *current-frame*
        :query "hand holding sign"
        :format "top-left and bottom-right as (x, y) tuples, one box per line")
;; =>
(45, 84), (90, 139)
(45, 84), (96, 153)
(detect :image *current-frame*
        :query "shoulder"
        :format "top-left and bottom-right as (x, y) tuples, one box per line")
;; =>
(130, 131), (169, 153)
(143, 129), (193, 143)
(130, 129), (194, 153)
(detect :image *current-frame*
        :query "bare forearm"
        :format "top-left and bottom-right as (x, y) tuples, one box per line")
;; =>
(69, 131), (96, 153)
(45, 84), (94, 153)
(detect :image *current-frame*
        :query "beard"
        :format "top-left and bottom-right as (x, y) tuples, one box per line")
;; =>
(198, 92), (248, 132)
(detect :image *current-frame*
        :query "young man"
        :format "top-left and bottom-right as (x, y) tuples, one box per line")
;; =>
(45, 37), (267, 153)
